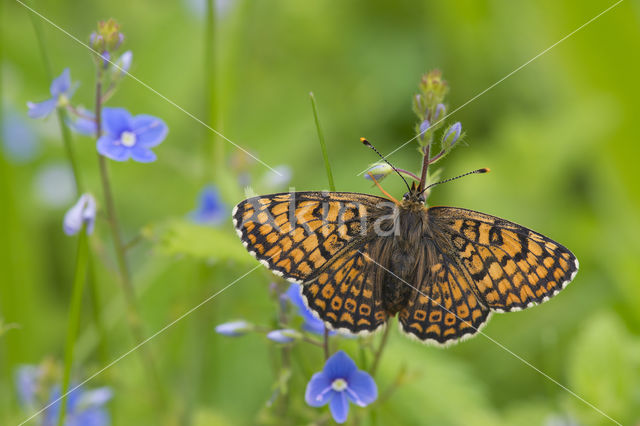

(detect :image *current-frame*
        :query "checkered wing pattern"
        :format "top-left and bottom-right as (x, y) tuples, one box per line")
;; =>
(398, 243), (491, 345)
(232, 192), (390, 333)
(428, 207), (579, 312)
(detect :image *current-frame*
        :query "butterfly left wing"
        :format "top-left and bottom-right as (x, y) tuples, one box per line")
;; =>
(232, 191), (392, 334)
(427, 207), (579, 312)
(232, 191), (388, 283)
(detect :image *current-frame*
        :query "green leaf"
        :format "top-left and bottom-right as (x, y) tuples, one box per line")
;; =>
(145, 219), (255, 265)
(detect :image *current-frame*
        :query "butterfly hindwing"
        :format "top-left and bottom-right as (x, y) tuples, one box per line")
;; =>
(398, 242), (491, 345)
(302, 243), (389, 334)
(428, 207), (579, 312)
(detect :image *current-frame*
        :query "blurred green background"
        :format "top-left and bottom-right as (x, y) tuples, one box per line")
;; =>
(2, 0), (640, 424)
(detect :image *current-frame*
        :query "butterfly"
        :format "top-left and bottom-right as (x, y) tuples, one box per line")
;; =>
(232, 166), (578, 346)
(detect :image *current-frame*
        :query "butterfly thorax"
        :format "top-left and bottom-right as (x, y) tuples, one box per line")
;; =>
(374, 200), (432, 314)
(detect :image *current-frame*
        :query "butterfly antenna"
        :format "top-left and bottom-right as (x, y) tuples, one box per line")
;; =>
(422, 168), (490, 194)
(360, 138), (411, 191)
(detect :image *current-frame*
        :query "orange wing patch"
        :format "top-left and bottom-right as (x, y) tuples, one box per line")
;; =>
(232, 191), (385, 283)
(302, 244), (388, 334)
(428, 207), (578, 312)
(398, 247), (491, 345)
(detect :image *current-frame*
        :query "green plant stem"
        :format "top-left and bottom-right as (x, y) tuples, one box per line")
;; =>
(86, 254), (109, 368)
(370, 324), (391, 377)
(57, 231), (89, 426)
(94, 71), (166, 406)
(310, 92), (335, 357)
(310, 92), (335, 192)
(205, 0), (224, 179)
(28, 5), (83, 193)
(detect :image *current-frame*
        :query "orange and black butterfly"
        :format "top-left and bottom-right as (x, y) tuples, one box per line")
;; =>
(232, 144), (578, 346)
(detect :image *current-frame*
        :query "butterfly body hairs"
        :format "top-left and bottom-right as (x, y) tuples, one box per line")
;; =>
(232, 144), (578, 346)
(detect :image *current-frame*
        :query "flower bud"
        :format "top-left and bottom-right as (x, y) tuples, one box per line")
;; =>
(267, 329), (300, 343)
(442, 122), (462, 151)
(419, 119), (430, 136)
(215, 320), (252, 337)
(434, 103), (446, 121)
(63, 194), (97, 236)
(363, 163), (393, 181)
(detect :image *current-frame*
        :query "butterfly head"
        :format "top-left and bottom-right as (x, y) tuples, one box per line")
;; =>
(402, 181), (426, 204)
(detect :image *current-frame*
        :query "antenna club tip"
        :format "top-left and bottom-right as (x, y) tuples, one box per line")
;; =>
(479, 167), (490, 173)
(360, 137), (371, 146)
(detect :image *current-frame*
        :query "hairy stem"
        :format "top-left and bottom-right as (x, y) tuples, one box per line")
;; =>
(94, 69), (166, 406)
(370, 324), (391, 377)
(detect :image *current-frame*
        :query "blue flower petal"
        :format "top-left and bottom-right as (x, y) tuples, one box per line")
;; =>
(305, 372), (333, 407)
(73, 408), (110, 426)
(27, 98), (57, 119)
(102, 107), (132, 136)
(190, 186), (226, 225)
(129, 146), (157, 163)
(131, 115), (168, 148)
(329, 391), (349, 424)
(215, 320), (251, 336)
(15, 365), (41, 406)
(285, 283), (332, 335)
(49, 69), (71, 96)
(323, 351), (357, 381)
(97, 135), (128, 161)
(67, 116), (97, 137)
(346, 370), (377, 406)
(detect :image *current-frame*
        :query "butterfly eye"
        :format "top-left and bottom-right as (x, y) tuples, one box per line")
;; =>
(403, 192), (410, 200)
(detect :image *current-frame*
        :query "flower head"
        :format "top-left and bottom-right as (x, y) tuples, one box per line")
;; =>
(63, 194), (97, 236)
(112, 50), (133, 76)
(27, 69), (75, 119)
(215, 320), (252, 337)
(305, 351), (377, 424)
(97, 107), (168, 162)
(190, 185), (226, 226)
(285, 283), (334, 335)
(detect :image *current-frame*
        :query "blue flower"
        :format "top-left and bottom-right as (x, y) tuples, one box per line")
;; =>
(305, 351), (377, 424)
(97, 107), (167, 162)
(190, 185), (226, 226)
(42, 386), (112, 426)
(215, 320), (252, 337)
(266, 329), (299, 343)
(15, 365), (42, 406)
(27, 69), (75, 119)
(285, 283), (334, 335)
(63, 194), (97, 236)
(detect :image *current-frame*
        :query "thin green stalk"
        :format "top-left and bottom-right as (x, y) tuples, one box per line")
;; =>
(57, 231), (89, 426)
(370, 324), (391, 377)
(94, 71), (167, 406)
(310, 92), (335, 355)
(205, 0), (224, 179)
(28, 6), (83, 193)
(309, 92), (335, 192)
(86, 254), (109, 368)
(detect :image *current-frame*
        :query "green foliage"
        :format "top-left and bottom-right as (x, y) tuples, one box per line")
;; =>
(1, 0), (640, 424)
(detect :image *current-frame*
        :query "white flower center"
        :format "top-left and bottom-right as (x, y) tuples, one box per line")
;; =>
(120, 131), (137, 147)
(331, 378), (347, 392)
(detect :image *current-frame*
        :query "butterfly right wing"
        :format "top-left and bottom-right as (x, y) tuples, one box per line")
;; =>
(398, 241), (491, 345)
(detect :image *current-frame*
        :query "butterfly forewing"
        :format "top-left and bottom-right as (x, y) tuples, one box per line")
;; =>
(428, 207), (579, 312)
